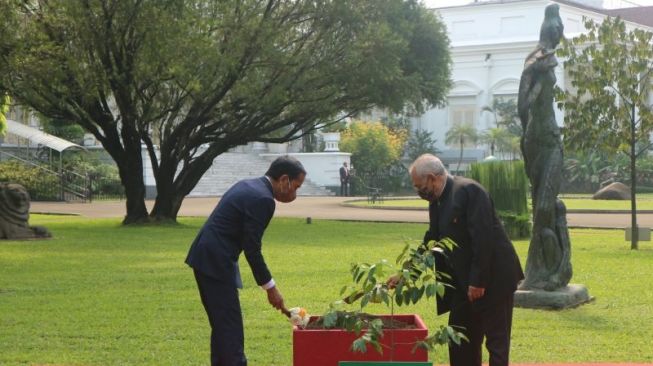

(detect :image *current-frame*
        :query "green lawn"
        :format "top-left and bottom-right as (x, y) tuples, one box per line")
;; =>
(350, 194), (653, 211)
(1, 216), (652, 365)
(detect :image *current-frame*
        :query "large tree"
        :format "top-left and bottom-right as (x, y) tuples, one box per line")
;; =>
(557, 16), (652, 249)
(0, 0), (452, 223)
(339, 120), (406, 185)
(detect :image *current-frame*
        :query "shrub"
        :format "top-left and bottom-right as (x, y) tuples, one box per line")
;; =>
(497, 211), (531, 240)
(471, 161), (530, 239)
(340, 121), (407, 194)
(0, 161), (60, 200)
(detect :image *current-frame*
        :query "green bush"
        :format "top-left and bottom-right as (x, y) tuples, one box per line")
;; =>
(63, 152), (123, 199)
(470, 160), (528, 215)
(0, 161), (60, 200)
(498, 211), (531, 239)
(635, 185), (653, 194)
(471, 161), (530, 239)
(340, 121), (407, 194)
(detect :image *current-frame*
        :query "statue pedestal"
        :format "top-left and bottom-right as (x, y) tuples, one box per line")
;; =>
(514, 284), (593, 310)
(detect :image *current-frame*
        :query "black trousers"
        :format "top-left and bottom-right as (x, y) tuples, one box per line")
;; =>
(340, 180), (348, 196)
(448, 294), (514, 366)
(193, 270), (247, 366)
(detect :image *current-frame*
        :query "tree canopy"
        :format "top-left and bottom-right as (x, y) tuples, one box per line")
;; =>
(340, 121), (406, 185)
(557, 16), (653, 249)
(0, 0), (452, 223)
(406, 128), (439, 161)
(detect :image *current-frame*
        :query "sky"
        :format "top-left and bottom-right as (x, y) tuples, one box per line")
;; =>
(422, 0), (653, 8)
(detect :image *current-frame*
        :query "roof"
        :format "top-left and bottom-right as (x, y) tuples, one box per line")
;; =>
(604, 6), (653, 27)
(555, 0), (653, 26)
(438, 0), (653, 27)
(6, 119), (86, 152)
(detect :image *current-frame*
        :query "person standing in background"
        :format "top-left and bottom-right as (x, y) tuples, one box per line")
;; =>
(339, 162), (350, 196)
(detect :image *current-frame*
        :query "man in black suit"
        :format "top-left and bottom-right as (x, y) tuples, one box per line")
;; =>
(185, 156), (306, 366)
(339, 162), (350, 196)
(395, 154), (524, 366)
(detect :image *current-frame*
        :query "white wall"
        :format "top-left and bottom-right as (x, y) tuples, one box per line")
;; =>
(259, 152), (351, 186)
(418, 0), (651, 155)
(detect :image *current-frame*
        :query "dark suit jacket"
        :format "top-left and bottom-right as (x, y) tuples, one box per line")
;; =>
(185, 177), (275, 288)
(428, 175), (524, 314)
(339, 166), (349, 182)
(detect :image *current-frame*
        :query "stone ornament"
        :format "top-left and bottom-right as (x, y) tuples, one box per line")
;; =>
(0, 183), (51, 240)
(593, 182), (630, 200)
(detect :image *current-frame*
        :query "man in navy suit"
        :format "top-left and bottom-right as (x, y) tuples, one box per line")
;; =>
(186, 156), (306, 366)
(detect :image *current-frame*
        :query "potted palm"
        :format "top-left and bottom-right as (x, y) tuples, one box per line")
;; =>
(292, 238), (466, 366)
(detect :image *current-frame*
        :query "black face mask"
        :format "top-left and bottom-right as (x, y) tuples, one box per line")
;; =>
(417, 186), (436, 201)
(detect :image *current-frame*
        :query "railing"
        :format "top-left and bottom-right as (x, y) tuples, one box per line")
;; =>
(88, 176), (125, 201)
(0, 150), (92, 202)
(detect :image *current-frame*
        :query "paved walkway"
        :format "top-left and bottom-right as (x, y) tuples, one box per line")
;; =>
(30, 196), (653, 229)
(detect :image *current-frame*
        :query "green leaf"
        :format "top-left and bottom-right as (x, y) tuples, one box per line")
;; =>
(339, 285), (348, 296)
(352, 338), (368, 354)
(323, 310), (338, 328)
(396, 243), (410, 264)
(395, 291), (404, 306)
(360, 294), (370, 309)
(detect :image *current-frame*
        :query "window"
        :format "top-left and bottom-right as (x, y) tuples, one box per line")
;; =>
(451, 106), (476, 128)
(448, 104), (477, 148)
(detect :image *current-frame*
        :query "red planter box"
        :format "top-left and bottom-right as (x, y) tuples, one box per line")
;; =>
(292, 314), (428, 366)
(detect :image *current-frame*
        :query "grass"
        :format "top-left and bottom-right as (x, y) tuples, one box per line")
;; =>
(1, 215), (652, 365)
(349, 193), (653, 211)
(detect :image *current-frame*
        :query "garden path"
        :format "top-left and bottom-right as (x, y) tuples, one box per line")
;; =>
(31, 196), (653, 230)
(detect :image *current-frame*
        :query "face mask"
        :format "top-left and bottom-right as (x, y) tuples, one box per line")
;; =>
(417, 187), (436, 201)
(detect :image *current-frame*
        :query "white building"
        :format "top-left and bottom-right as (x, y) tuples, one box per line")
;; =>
(414, 0), (653, 170)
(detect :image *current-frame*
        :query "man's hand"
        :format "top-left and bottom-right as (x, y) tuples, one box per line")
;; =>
(386, 275), (400, 290)
(267, 286), (285, 311)
(467, 286), (485, 302)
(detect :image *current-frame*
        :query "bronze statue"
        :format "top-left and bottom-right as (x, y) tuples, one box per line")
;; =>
(0, 183), (51, 240)
(517, 4), (572, 291)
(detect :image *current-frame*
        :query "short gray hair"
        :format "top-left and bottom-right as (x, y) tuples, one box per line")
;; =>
(409, 154), (447, 178)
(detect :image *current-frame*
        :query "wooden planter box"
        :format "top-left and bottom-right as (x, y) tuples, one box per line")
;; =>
(293, 314), (429, 366)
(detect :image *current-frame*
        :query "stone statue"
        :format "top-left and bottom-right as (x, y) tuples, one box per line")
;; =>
(517, 4), (572, 291)
(0, 183), (51, 240)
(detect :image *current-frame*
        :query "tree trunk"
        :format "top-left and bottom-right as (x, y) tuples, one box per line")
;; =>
(149, 164), (185, 222)
(117, 154), (149, 224)
(456, 137), (464, 174)
(149, 188), (184, 222)
(630, 114), (638, 250)
(149, 149), (218, 221)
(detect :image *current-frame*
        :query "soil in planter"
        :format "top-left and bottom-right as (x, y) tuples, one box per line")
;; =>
(304, 312), (416, 330)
